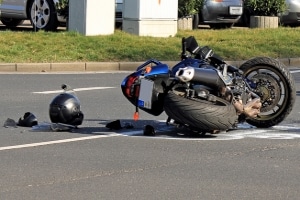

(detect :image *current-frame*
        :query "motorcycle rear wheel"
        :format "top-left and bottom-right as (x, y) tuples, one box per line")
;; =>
(164, 91), (238, 131)
(239, 57), (296, 128)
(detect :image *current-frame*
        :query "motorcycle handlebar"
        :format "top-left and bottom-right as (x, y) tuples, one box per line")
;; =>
(181, 37), (187, 60)
(182, 37), (187, 55)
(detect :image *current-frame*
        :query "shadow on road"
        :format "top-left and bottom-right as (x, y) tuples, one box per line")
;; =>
(76, 118), (218, 139)
(0, 20), (66, 32)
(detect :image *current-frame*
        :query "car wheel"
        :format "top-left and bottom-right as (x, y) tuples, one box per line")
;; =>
(29, 0), (58, 31)
(0, 18), (24, 27)
(192, 14), (199, 29)
(115, 22), (122, 29)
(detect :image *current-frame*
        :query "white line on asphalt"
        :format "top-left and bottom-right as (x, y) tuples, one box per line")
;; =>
(1, 124), (300, 151)
(33, 87), (116, 94)
(0, 134), (119, 151)
(290, 70), (300, 73)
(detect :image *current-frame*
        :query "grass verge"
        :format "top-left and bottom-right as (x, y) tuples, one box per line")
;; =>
(0, 27), (299, 63)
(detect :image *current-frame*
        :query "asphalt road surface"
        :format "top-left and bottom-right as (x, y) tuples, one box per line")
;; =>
(0, 69), (300, 200)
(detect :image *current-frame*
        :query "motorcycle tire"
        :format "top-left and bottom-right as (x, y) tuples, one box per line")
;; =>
(164, 91), (238, 131)
(239, 57), (296, 128)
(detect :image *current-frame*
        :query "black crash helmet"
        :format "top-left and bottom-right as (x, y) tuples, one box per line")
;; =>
(49, 93), (84, 126)
(18, 112), (38, 127)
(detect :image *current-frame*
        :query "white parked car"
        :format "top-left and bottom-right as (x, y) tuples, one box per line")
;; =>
(0, 0), (65, 31)
(0, 0), (123, 31)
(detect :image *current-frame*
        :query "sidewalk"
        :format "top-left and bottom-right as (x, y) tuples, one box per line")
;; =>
(0, 58), (300, 72)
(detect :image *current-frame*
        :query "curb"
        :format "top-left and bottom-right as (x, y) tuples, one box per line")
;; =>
(0, 58), (299, 73)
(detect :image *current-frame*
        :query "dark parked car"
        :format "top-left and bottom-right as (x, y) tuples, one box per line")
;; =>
(279, 0), (300, 26)
(111, 0), (243, 30)
(115, 0), (123, 28)
(198, 0), (243, 29)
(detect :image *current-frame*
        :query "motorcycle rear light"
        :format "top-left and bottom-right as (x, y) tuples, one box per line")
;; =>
(125, 75), (138, 97)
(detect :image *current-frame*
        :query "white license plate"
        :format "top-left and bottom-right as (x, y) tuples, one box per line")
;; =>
(138, 79), (154, 109)
(229, 6), (243, 15)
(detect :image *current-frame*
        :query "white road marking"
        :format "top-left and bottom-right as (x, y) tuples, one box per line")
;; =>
(33, 87), (116, 94)
(290, 70), (300, 73)
(118, 124), (300, 141)
(1, 125), (300, 152)
(0, 134), (119, 151)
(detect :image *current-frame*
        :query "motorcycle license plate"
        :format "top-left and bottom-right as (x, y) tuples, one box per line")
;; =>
(138, 79), (154, 109)
(229, 6), (243, 15)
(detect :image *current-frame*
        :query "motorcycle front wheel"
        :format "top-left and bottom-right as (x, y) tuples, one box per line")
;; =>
(239, 57), (296, 128)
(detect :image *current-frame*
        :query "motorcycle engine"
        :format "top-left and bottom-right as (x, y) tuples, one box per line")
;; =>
(227, 77), (262, 118)
(175, 65), (262, 119)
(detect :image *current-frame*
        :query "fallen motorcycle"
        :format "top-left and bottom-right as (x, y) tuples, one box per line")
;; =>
(121, 36), (296, 135)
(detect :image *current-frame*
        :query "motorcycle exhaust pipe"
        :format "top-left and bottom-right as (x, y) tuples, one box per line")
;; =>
(175, 67), (225, 89)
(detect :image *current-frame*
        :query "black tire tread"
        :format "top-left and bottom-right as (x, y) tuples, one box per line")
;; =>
(164, 91), (238, 131)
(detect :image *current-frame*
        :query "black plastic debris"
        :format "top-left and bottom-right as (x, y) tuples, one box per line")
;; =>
(106, 120), (122, 130)
(31, 122), (76, 132)
(61, 84), (72, 91)
(123, 122), (134, 129)
(18, 112), (38, 127)
(3, 118), (18, 128)
(143, 125), (156, 136)
(50, 123), (76, 132)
